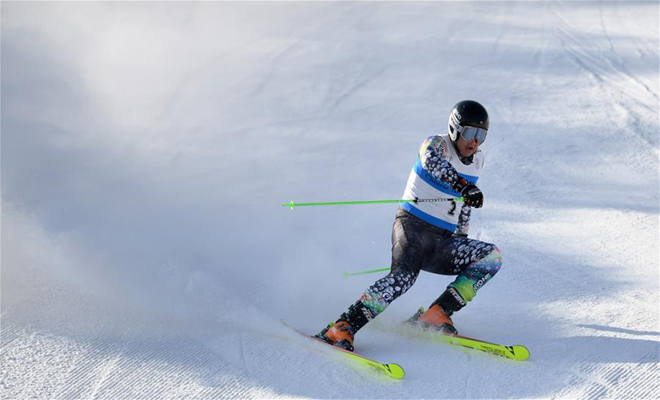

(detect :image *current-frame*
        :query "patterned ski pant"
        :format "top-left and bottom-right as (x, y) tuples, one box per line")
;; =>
(358, 209), (502, 321)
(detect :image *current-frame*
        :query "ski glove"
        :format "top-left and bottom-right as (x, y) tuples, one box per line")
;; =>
(459, 183), (484, 208)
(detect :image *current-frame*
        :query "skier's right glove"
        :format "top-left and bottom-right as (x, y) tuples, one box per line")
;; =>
(456, 179), (484, 208)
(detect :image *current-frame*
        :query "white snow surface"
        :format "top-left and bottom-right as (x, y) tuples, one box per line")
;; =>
(2, 2), (659, 399)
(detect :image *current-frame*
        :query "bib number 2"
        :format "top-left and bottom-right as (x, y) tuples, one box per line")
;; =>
(448, 200), (457, 216)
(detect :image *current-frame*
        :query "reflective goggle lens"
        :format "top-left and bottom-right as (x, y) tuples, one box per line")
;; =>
(460, 126), (488, 144)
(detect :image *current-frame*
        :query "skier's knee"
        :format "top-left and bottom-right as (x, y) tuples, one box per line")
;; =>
(485, 245), (503, 276)
(457, 245), (502, 301)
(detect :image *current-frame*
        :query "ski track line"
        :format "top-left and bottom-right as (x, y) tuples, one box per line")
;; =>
(89, 333), (269, 399)
(0, 319), (22, 349)
(238, 331), (255, 380)
(325, 65), (390, 113)
(2, 333), (246, 399)
(581, 365), (627, 400)
(557, 346), (660, 399)
(595, 2), (659, 102)
(55, 340), (125, 399)
(243, 328), (328, 391)
(248, 37), (304, 98)
(32, 337), (136, 399)
(108, 341), (187, 398)
(553, 6), (658, 114)
(100, 339), (206, 399)
(85, 347), (124, 400)
(570, 364), (660, 400)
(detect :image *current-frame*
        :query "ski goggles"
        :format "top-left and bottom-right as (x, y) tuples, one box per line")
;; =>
(458, 126), (488, 144)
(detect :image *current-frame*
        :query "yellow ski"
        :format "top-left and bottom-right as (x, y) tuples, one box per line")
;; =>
(394, 322), (530, 361)
(440, 333), (530, 361)
(283, 321), (405, 380)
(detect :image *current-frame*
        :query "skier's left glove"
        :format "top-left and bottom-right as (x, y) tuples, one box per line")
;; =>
(456, 179), (484, 208)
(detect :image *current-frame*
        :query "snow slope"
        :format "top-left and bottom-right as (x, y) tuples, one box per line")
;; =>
(2, 1), (658, 398)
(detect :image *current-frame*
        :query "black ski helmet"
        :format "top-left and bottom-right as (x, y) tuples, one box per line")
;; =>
(448, 100), (489, 141)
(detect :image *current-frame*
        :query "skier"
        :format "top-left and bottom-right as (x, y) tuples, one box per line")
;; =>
(316, 100), (503, 351)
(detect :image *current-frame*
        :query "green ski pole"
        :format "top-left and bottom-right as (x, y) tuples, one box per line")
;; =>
(342, 267), (391, 278)
(283, 197), (463, 210)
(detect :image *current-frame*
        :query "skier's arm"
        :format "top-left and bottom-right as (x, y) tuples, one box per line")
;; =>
(455, 204), (471, 237)
(420, 136), (484, 208)
(419, 136), (463, 188)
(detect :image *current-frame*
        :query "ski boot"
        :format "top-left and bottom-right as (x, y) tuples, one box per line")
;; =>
(406, 305), (458, 335)
(405, 307), (425, 325)
(315, 320), (355, 351)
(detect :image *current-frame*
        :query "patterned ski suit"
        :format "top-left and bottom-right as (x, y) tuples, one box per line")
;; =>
(341, 135), (502, 332)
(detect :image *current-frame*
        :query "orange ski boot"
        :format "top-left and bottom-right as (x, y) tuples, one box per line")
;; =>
(315, 321), (355, 351)
(416, 304), (458, 335)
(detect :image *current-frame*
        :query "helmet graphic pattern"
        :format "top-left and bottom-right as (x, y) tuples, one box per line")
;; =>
(447, 100), (489, 141)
